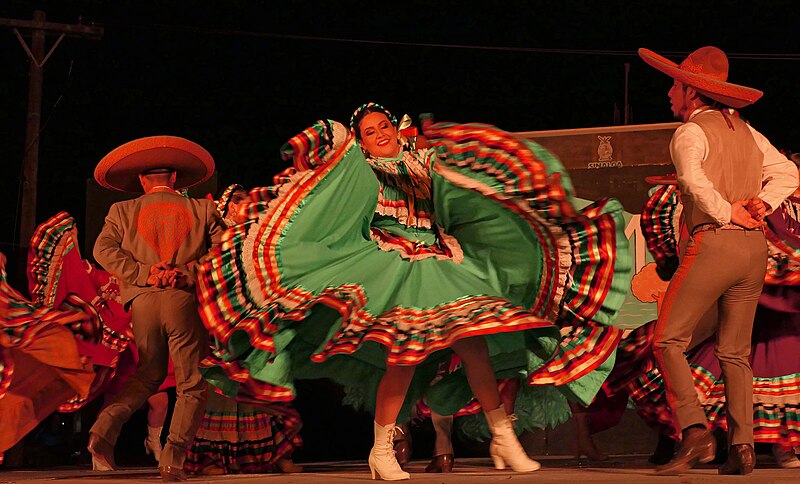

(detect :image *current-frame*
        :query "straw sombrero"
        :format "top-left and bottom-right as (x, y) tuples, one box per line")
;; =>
(94, 136), (214, 192)
(638, 46), (763, 108)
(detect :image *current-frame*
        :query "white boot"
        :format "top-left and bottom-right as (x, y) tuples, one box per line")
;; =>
(368, 421), (410, 480)
(773, 443), (800, 468)
(485, 406), (541, 472)
(144, 425), (163, 462)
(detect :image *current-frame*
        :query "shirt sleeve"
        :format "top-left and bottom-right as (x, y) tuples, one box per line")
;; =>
(747, 124), (799, 212)
(670, 123), (732, 225)
(93, 203), (151, 287)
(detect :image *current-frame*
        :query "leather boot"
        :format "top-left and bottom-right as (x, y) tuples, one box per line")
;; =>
(648, 434), (676, 465)
(368, 421), (410, 481)
(158, 466), (188, 482)
(718, 444), (755, 475)
(87, 432), (116, 471)
(656, 426), (715, 475)
(772, 443), (800, 469)
(392, 423), (411, 467)
(572, 408), (608, 461)
(425, 453), (454, 473)
(485, 406), (540, 472)
(144, 425), (163, 462)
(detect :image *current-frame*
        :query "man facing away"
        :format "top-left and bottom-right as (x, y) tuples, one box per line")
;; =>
(639, 46), (799, 475)
(87, 136), (224, 482)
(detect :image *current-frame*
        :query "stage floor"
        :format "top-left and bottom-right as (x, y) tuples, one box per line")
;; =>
(1, 456), (799, 483)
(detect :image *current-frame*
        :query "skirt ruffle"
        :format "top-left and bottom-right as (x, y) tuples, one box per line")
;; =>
(198, 120), (631, 416)
(185, 390), (302, 474)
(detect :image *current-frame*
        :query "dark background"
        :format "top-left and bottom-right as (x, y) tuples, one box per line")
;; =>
(3, 0), (800, 260)
(2, 0), (800, 467)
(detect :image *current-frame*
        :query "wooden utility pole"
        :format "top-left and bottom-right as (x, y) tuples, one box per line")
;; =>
(0, 10), (102, 247)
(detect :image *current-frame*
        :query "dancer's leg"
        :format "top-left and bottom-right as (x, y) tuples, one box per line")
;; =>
(375, 365), (415, 426)
(452, 336), (539, 473)
(451, 337), (501, 410)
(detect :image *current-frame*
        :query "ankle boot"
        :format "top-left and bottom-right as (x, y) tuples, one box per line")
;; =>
(656, 426), (715, 475)
(144, 425), (163, 461)
(718, 444), (755, 475)
(485, 406), (541, 472)
(772, 443), (800, 469)
(368, 421), (410, 481)
(648, 434), (676, 465)
(392, 423), (412, 467)
(88, 432), (117, 471)
(427, 412), (455, 473)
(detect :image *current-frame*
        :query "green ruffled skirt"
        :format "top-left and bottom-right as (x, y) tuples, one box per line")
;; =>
(198, 120), (631, 424)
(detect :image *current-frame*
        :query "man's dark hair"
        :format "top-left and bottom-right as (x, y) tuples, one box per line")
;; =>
(695, 91), (731, 110)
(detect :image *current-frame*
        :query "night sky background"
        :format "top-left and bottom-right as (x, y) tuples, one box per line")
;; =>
(3, 0), (800, 260)
(2, 0), (800, 465)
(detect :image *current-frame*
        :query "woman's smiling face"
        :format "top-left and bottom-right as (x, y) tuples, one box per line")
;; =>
(358, 112), (401, 158)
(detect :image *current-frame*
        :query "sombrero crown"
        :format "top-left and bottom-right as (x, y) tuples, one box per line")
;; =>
(638, 46), (763, 108)
(94, 135), (214, 192)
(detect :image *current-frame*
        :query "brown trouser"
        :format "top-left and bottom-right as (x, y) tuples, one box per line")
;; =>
(90, 289), (208, 469)
(653, 228), (766, 446)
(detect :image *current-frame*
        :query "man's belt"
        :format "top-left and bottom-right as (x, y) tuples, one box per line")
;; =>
(691, 222), (764, 235)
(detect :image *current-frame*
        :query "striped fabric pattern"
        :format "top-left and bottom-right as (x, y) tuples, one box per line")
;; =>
(0, 253), (99, 405)
(616, 193), (800, 445)
(427, 122), (631, 385)
(640, 185), (680, 274)
(196, 119), (630, 404)
(28, 211), (76, 307)
(185, 398), (302, 474)
(215, 184), (244, 219)
(764, 199), (800, 286)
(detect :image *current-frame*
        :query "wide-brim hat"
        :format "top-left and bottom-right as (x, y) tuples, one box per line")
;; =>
(94, 136), (214, 192)
(638, 46), (763, 108)
(645, 173), (678, 186)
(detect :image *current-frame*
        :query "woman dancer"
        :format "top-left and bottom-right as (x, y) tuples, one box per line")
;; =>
(197, 104), (631, 480)
(0, 212), (134, 464)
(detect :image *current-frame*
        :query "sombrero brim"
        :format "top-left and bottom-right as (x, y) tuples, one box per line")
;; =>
(645, 173), (678, 186)
(95, 136), (214, 192)
(638, 48), (763, 108)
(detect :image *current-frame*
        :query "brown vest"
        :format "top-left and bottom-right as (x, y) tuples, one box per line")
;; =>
(680, 110), (763, 229)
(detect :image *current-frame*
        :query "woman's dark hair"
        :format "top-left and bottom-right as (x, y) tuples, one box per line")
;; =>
(229, 189), (248, 204)
(350, 104), (396, 141)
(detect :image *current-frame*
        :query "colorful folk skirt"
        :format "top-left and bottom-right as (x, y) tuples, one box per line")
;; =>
(197, 120), (632, 423)
(185, 390), (302, 474)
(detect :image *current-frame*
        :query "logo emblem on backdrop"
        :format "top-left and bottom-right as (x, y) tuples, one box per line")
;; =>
(597, 136), (613, 162)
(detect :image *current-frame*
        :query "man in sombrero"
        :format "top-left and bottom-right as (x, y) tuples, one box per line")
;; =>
(638, 46), (798, 475)
(86, 136), (224, 481)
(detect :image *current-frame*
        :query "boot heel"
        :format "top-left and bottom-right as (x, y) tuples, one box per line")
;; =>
(492, 454), (506, 470)
(370, 464), (377, 480)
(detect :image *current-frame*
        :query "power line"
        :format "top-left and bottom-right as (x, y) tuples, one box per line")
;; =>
(97, 21), (800, 60)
